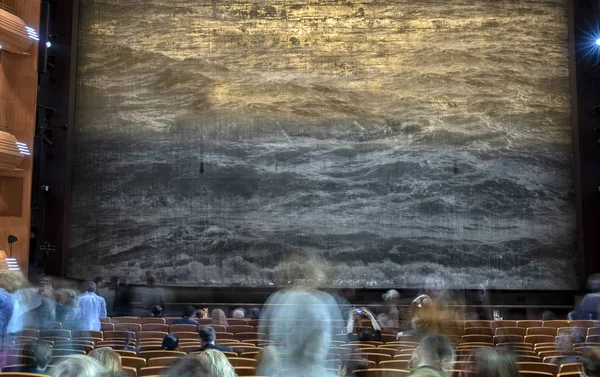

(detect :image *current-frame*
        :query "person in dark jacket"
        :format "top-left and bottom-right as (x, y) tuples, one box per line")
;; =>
(199, 326), (233, 352)
(346, 307), (382, 342)
(172, 306), (201, 327)
(162, 334), (179, 350)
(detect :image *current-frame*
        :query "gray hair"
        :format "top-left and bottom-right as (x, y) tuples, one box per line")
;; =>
(51, 355), (104, 377)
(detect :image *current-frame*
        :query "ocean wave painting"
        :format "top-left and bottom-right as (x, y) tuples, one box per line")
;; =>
(69, 0), (577, 289)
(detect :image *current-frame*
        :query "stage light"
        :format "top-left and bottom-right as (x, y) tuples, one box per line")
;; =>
(46, 41), (51, 48)
(596, 38), (600, 46)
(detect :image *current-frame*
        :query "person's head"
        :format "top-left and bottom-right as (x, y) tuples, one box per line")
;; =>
(383, 289), (400, 304)
(146, 275), (156, 287)
(152, 305), (163, 317)
(232, 308), (245, 319)
(55, 289), (77, 307)
(357, 327), (372, 342)
(165, 356), (212, 377)
(583, 348), (600, 377)
(183, 305), (196, 318)
(94, 276), (105, 288)
(50, 354), (104, 377)
(84, 281), (96, 293)
(211, 309), (227, 326)
(197, 349), (237, 377)
(247, 307), (261, 320)
(196, 309), (206, 319)
(89, 347), (122, 373)
(24, 341), (52, 371)
(475, 348), (519, 377)
(162, 334), (179, 350)
(0, 270), (26, 292)
(199, 326), (216, 346)
(542, 310), (556, 321)
(414, 334), (455, 373)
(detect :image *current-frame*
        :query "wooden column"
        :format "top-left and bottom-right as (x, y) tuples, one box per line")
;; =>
(0, 0), (40, 274)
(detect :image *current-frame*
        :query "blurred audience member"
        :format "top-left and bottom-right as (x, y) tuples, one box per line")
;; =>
(22, 341), (52, 374)
(151, 305), (163, 317)
(114, 279), (133, 316)
(378, 289), (400, 328)
(408, 334), (455, 377)
(3, 271), (29, 333)
(247, 307), (261, 320)
(135, 274), (166, 316)
(547, 333), (581, 366)
(199, 326), (233, 352)
(398, 294), (441, 340)
(103, 276), (119, 317)
(474, 348), (518, 377)
(340, 356), (370, 377)
(196, 309), (206, 319)
(197, 349), (237, 377)
(347, 307), (381, 342)
(75, 281), (107, 331)
(583, 348), (600, 377)
(89, 347), (122, 374)
(257, 345), (281, 377)
(542, 310), (556, 321)
(173, 306), (201, 326)
(232, 308), (246, 319)
(211, 308), (228, 327)
(0, 285), (14, 338)
(165, 356), (212, 377)
(162, 334), (179, 350)
(55, 289), (77, 323)
(50, 354), (104, 377)
(30, 277), (56, 329)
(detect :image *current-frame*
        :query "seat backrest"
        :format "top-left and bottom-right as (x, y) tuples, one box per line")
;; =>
(114, 350), (138, 357)
(227, 325), (254, 334)
(491, 321), (519, 329)
(142, 324), (169, 332)
(0, 372), (51, 377)
(464, 321), (492, 328)
(233, 366), (257, 376)
(495, 327), (526, 336)
(72, 330), (103, 339)
(40, 329), (71, 339)
(139, 366), (168, 377)
(558, 373), (584, 377)
(524, 335), (556, 345)
(169, 324), (197, 333)
(379, 361), (410, 369)
(494, 335), (524, 344)
(121, 356), (147, 370)
(543, 321), (570, 329)
(135, 318), (166, 325)
(215, 332), (236, 340)
(138, 350), (186, 360)
(227, 319), (250, 326)
(101, 323), (115, 332)
(171, 331), (199, 340)
(104, 330), (136, 340)
(137, 331), (169, 340)
(560, 363), (582, 374)
(147, 356), (181, 367)
(517, 362), (558, 375)
(111, 317), (140, 323)
(354, 368), (411, 377)
(527, 327), (557, 336)
(464, 327), (493, 336)
(226, 357), (257, 367)
(114, 323), (142, 333)
(519, 321), (543, 328)
(461, 335), (493, 343)
(519, 371), (555, 377)
(52, 349), (86, 356)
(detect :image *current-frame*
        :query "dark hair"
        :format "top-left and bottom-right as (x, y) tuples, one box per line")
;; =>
(165, 356), (211, 377)
(583, 348), (600, 377)
(475, 348), (519, 377)
(94, 276), (104, 284)
(84, 281), (96, 293)
(152, 306), (163, 317)
(199, 326), (216, 343)
(110, 276), (120, 285)
(162, 334), (179, 350)
(418, 333), (454, 363)
(542, 310), (556, 321)
(146, 275), (156, 286)
(183, 306), (196, 318)
(357, 327), (372, 342)
(24, 341), (52, 369)
(247, 307), (261, 320)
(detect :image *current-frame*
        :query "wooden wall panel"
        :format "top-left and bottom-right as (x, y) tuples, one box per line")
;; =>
(0, 0), (40, 273)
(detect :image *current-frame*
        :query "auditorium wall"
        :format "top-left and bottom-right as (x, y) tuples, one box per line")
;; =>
(69, 0), (576, 289)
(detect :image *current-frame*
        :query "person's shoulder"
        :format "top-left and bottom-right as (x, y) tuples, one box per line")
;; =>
(409, 366), (445, 377)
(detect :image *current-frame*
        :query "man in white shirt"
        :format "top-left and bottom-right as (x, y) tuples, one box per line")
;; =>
(75, 281), (107, 331)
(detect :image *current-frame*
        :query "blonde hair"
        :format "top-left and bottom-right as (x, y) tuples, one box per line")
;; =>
(51, 355), (104, 377)
(211, 309), (228, 327)
(197, 349), (237, 377)
(0, 270), (26, 292)
(55, 289), (77, 306)
(88, 347), (122, 373)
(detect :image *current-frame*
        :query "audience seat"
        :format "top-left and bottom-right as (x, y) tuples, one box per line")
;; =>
(494, 335), (524, 344)
(570, 321), (594, 328)
(374, 348), (400, 358)
(558, 373), (584, 377)
(380, 327), (401, 335)
(137, 331), (168, 341)
(560, 364), (582, 374)
(139, 366), (168, 377)
(525, 335), (555, 345)
(164, 317), (180, 325)
(464, 327), (493, 336)
(147, 357), (180, 367)
(215, 332), (236, 340)
(490, 321), (518, 329)
(196, 319), (213, 325)
(101, 323), (115, 332)
(51, 356), (78, 365)
(464, 321), (491, 328)
(461, 335), (493, 343)
(40, 329), (71, 339)
(543, 321), (570, 329)
(527, 327), (557, 336)
(114, 323), (142, 333)
(381, 335), (398, 343)
(72, 330), (103, 340)
(137, 345), (164, 352)
(239, 351), (262, 359)
(52, 349), (85, 356)
(104, 331), (136, 340)
(227, 357), (257, 367)
(4, 356), (34, 366)
(518, 356), (543, 362)
(121, 356), (147, 371)
(233, 367), (257, 376)
(517, 362), (558, 375)
(142, 324), (169, 332)
(227, 319), (250, 326)
(1, 366), (33, 373)
(519, 321), (543, 328)
(495, 327), (526, 336)
(519, 372), (554, 377)
(235, 332), (266, 341)
(587, 328), (600, 337)
(203, 325), (226, 332)
(496, 342), (533, 350)
(395, 335), (417, 343)
(379, 361), (410, 370)
(169, 324), (197, 333)
(15, 330), (39, 338)
(0, 373), (50, 377)
(138, 350), (186, 360)
(111, 317), (139, 324)
(114, 350), (138, 357)
(135, 318), (166, 325)
(354, 368), (410, 377)
(171, 331), (199, 340)
(178, 345), (203, 353)
(230, 345), (263, 354)
(227, 325), (254, 334)
(558, 327), (586, 338)
(350, 352), (392, 364)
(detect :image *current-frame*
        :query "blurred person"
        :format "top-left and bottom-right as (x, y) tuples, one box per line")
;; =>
(75, 281), (107, 331)
(113, 279), (133, 316)
(583, 348), (600, 377)
(162, 333), (179, 350)
(397, 294), (441, 340)
(547, 333), (581, 366)
(346, 307), (381, 342)
(378, 289), (401, 328)
(258, 289), (343, 377)
(173, 305), (201, 326)
(408, 334), (455, 377)
(247, 307), (261, 320)
(197, 348), (237, 377)
(89, 347), (122, 374)
(22, 341), (52, 374)
(50, 354), (104, 377)
(196, 308), (206, 319)
(199, 326), (233, 352)
(165, 355), (212, 377)
(340, 356), (370, 377)
(257, 345), (281, 377)
(94, 277), (105, 291)
(232, 308), (245, 319)
(30, 278), (56, 329)
(151, 305), (163, 317)
(134, 274), (166, 316)
(542, 310), (556, 321)
(2, 270), (32, 334)
(103, 276), (119, 317)
(474, 348), (518, 377)
(211, 308), (228, 327)
(0, 285), (14, 339)
(55, 289), (77, 323)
